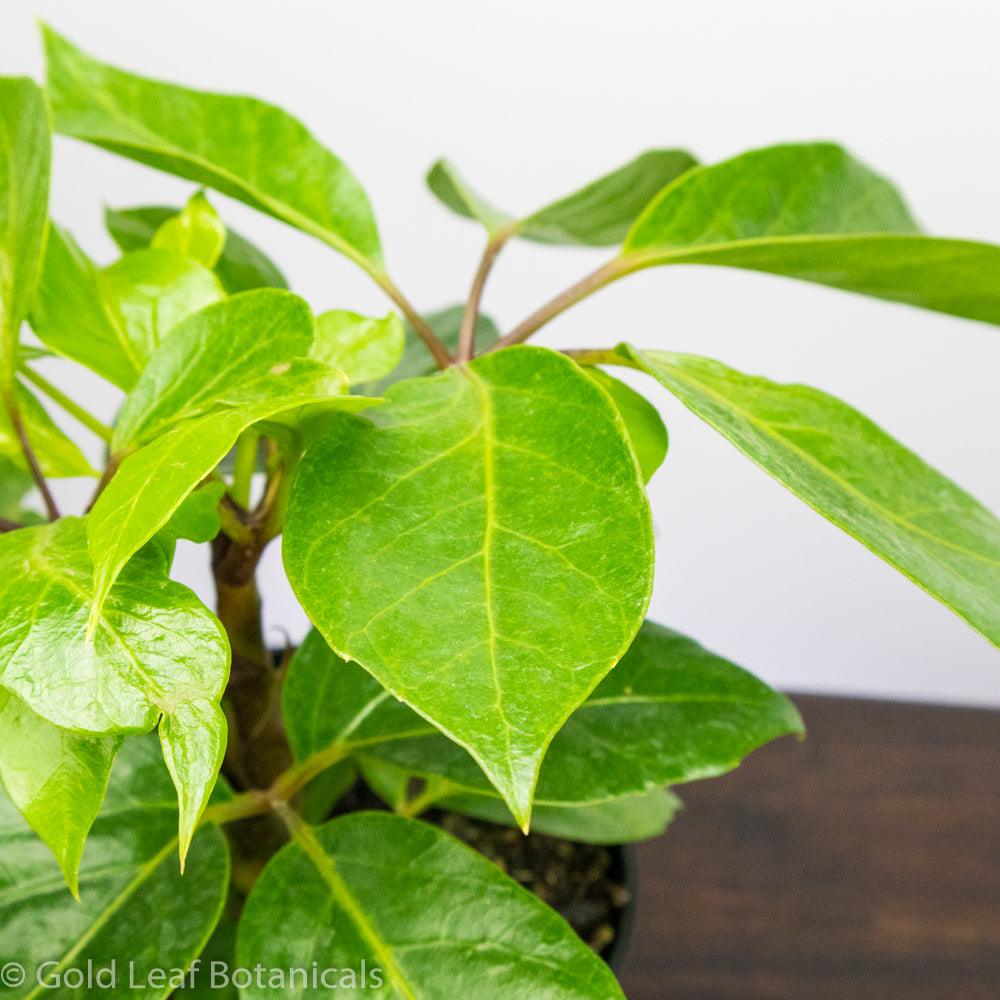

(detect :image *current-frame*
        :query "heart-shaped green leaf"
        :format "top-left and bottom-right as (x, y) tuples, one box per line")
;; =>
(151, 191), (226, 269)
(621, 142), (1000, 326)
(617, 345), (1000, 649)
(0, 690), (121, 896)
(284, 623), (801, 821)
(0, 77), (50, 386)
(428, 149), (697, 245)
(105, 202), (288, 293)
(312, 309), (405, 386)
(44, 26), (383, 271)
(30, 224), (225, 389)
(0, 737), (230, 998)
(236, 812), (624, 999)
(284, 347), (654, 827)
(0, 518), (229, 859)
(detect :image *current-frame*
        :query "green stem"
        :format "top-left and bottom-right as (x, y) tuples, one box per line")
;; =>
(201, 788), (273, 826)
(491, 256), (635, 352)
(19, 366), (113, 443)
(397, 781), (451, 819)
(370, 269), (453, 369)
(230, 429), (259, 509)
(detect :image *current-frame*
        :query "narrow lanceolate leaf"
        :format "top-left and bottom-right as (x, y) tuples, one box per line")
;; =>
(312, 309), (405, 385)
(44, 26), (383, 271)
(0, 737), (230, 999)
(0, 383), (94, 477)
(0, 77), (50, 387)
(106, 202), (289, 293)
(583, 367), (668, 482)
(0, 690), (121, 896)
(152, 190), (227, 268)
(90, 291), (373, 605)
(0, 518), (229, 859)
(621, 142), (1000, 326)
(428, 149), (697, 245)
(619, 345), (1000, 649)
(30, 224), (224, 389)
(236, 813), (625, 1000)
(284, 347), (654, 827)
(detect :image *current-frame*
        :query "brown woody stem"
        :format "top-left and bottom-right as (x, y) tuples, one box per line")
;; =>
(371, 270), (453, 369)
(491, 257), (634, 352)
(456, 231), (511, 363)
(4, 394), (59, 520)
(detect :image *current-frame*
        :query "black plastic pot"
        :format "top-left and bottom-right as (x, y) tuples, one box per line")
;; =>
(603, 843), (638, 970)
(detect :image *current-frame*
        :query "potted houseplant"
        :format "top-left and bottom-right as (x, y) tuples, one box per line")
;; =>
(0, 25), (997, 998)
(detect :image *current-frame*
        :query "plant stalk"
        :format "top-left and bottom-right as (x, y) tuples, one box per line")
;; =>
(370, 269), (453, 368)
(491, 257), (633, 352)
(3, 393), (59, 520)
(19, 367), (113, 442)
(456, 231), (511, 363)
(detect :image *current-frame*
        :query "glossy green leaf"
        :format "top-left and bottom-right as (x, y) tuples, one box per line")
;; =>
(426, 160), (513, 235)
(106, 202), (289, 293)
(285, 623), (800, 818)
(0, 454), (34, 520)
(236, 812), (624, 999)
(173, 911), (239, 999)
(284, 346), (653, 827)
(152, 190), (226, 269)
(112, 289), (340, 449)
(45, 27), (383, 270)
(434, 784), (679, 845)
(583, 367), (667, 482)
(30, 224), (224, 389)
(617, 345), (1000, 649)
(0, 77), (50, 386)
(159, 480), (225, 548)
(364, 304), (500, 392)
(0, 382), (94, 477)
(0, 519), (229, 859)
(91, 292), (373, 606)
(358, 754), (680, 845)
(428, 149), (697, 245)
(622, 142), (1000, 326)
(312, 309), (405, 385)
(0, 690), (121, 895)
(0, 736), (230, 999)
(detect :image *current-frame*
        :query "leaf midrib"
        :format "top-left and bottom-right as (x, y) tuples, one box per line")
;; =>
(289, 820), (419, 1000)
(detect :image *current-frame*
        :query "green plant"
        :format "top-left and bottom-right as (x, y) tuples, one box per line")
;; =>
(0, 24), (997, 998)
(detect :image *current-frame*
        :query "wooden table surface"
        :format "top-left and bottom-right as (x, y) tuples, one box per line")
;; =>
(616, 694), (1000, 1000)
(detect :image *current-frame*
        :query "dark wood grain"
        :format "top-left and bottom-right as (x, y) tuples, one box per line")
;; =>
(616, 694), (1000, 1000)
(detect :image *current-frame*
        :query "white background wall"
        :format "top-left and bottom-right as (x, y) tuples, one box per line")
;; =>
(3, 0), (999, 705)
